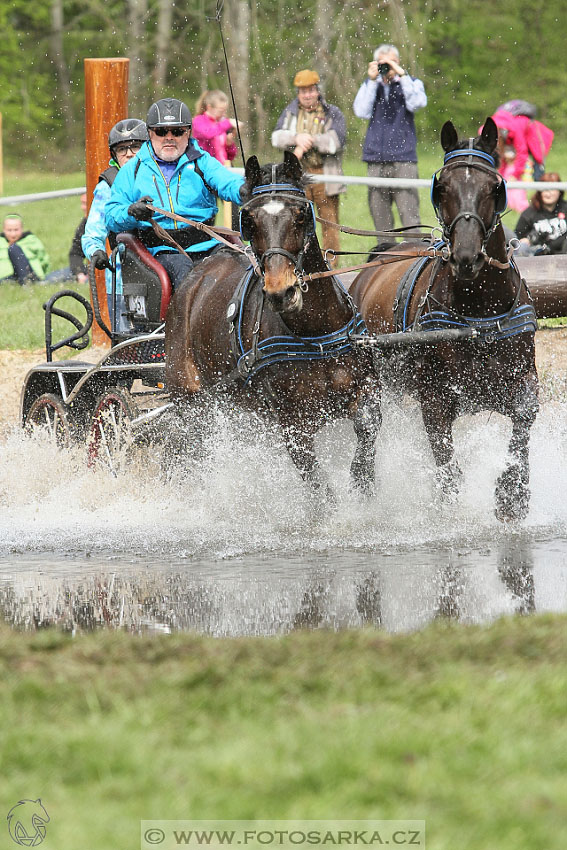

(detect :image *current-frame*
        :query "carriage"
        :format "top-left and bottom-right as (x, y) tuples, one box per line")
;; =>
(20, 233), (174, 468)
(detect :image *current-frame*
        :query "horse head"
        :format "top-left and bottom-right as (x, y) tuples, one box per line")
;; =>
(240, 150), (317, 314)
(432, 117), (507, 280)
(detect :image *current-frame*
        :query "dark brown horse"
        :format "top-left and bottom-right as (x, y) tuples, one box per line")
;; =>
(165, 151), (380, 495)
(351, 118), (539, 521)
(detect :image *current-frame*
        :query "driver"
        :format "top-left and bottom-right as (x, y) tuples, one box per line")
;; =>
(105, 97), (245, 290)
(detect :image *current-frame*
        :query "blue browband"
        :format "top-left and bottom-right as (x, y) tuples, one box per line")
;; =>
(443, 147), (496, 168)
(251, 183), (306, 196)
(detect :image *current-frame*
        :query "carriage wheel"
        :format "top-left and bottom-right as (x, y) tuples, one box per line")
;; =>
(87, 387), (137, 474)
(26, 393), (74, 447)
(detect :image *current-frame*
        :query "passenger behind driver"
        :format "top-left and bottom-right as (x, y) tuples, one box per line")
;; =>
(82, 118), (148, 332)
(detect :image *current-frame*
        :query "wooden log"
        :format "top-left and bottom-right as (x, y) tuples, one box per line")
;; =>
(515, 256), (567, 319)
(84, 58), (129, 346)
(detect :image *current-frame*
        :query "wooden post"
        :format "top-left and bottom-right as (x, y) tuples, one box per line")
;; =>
(84, 57), (129, 347)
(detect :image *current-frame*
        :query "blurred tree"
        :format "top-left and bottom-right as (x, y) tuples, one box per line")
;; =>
(0, 0), (564, 168)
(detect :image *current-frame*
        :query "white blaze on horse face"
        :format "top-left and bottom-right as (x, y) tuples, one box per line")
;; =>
(262, 200), (285, 216)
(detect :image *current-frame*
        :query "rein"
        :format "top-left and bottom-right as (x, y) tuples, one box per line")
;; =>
(146, 203), (261, 275)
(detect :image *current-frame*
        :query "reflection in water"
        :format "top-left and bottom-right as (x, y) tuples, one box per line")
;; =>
(0, 541), (566, 635)
(0, 398), (566, 635)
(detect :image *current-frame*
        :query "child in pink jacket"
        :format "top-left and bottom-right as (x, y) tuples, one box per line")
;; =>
(192, 90), (238, 165)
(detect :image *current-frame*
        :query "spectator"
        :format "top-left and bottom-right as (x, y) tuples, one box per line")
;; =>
(492, 101), (553, 183)
(0, 214), (49, 284)
(272, 69), (346, 261)
(514, 173), (567, 256)
(45, 193), (89, 283)
(353, 44), (426, 233)
(105, 97), (244, 290)
(69, 193), (88, 283)
(82, 118), (148, 332)
(192, 90), (238, 165)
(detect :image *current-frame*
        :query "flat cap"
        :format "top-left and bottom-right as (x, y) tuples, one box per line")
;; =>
(293, 69), (320, 87)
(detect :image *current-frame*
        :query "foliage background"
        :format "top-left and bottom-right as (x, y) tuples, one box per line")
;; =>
(1, 0), (564, 168)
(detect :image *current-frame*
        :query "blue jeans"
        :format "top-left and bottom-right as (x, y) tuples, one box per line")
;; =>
(156, 248), (214, 289)
(5, 244), (38, 284)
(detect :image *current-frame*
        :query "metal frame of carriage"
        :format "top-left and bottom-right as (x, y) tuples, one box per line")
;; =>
(19, 234), (176, 466)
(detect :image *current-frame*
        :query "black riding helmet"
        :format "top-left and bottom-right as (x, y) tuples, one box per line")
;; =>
(146, 98), (192, 130)
(108, 118), (148, 155)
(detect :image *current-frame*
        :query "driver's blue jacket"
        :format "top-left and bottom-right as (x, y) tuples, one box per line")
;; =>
(105, 139), (244, 256)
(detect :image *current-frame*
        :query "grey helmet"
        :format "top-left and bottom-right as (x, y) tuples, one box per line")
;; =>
(108, 118), (148, 153)
(146, 98), (192, 130)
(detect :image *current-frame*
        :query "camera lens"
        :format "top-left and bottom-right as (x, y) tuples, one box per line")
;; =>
(378, 63), (391, 74)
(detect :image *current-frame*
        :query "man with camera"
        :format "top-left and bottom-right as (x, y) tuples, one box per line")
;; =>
(353, 44), (426, 233)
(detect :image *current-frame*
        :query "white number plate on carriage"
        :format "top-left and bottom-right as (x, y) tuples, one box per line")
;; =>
(128, 295), (147, 318)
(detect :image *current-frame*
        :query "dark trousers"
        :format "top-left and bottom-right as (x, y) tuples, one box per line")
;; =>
(6, 244), (38, 284)
(156, 248), (214, 289)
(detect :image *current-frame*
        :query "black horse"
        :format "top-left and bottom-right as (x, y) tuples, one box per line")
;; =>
(351, 118), (539, 521)
(165, 151), (380, 495)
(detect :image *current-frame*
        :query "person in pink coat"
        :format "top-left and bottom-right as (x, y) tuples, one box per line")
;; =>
(192, 90), (238, 165)
(491, 101), (554, 181)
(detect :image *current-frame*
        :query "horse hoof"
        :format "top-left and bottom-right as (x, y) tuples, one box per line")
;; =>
(495, 464), (530, 523)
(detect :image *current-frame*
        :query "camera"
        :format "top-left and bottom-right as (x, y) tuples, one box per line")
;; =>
(378, 62), (391, 75)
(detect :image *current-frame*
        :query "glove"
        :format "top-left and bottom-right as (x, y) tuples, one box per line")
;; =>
(91, 249), (109, 269)
(128, 195), (153, 221)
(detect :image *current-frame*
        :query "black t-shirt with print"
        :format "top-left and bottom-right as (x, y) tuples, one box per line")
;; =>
(515, 199), (567, 253)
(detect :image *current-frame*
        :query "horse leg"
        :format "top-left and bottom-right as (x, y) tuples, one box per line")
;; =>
(420, 395), (462, 500)
(350, 379), (382, 496)
(281, 422), (332, 498)
(495, 377), (539, 522)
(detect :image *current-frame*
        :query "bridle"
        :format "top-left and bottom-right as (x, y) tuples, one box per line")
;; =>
(431, 142), (508, 259)
(239, 167), (317, 290)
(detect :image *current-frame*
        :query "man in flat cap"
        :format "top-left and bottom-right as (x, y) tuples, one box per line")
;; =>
(272, 69), (346, 263)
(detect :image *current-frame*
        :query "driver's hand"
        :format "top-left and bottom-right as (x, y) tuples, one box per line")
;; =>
(128, 195), (153, 221)
(91, 249), (109, 269)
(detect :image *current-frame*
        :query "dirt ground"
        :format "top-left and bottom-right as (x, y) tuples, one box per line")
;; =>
(2, 329), (567, 429)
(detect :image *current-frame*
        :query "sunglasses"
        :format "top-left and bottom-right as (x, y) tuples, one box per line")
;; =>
(150, 126), (188, 137)
(114, 141), (143, 155)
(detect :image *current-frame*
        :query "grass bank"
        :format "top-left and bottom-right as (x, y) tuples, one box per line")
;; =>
(1, 615), (566, 849)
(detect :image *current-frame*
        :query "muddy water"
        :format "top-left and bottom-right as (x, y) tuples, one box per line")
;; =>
(1, 396), (566, 635)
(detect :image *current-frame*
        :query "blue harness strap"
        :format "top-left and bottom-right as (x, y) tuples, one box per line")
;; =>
(229, 268), (367, 384)
(394, 253), (537, 342)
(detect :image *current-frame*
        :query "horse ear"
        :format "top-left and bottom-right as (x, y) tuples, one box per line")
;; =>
(479, 117), (498, 153)
(441, 121), (459, 153)
(245, 155), (262, 188)
(282, 149), (304, 184)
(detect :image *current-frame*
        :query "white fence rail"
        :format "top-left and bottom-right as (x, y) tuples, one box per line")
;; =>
(0, 175), (566, 207)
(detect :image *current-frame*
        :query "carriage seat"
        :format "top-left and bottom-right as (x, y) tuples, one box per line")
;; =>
(116, 232), (173, 327)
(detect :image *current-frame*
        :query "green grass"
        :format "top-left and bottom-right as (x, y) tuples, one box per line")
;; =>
(0, 281), (91, 351)
(1, 615), (566, 849)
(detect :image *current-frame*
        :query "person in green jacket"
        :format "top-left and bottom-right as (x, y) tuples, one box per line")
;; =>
(0, 214), (50, 284)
